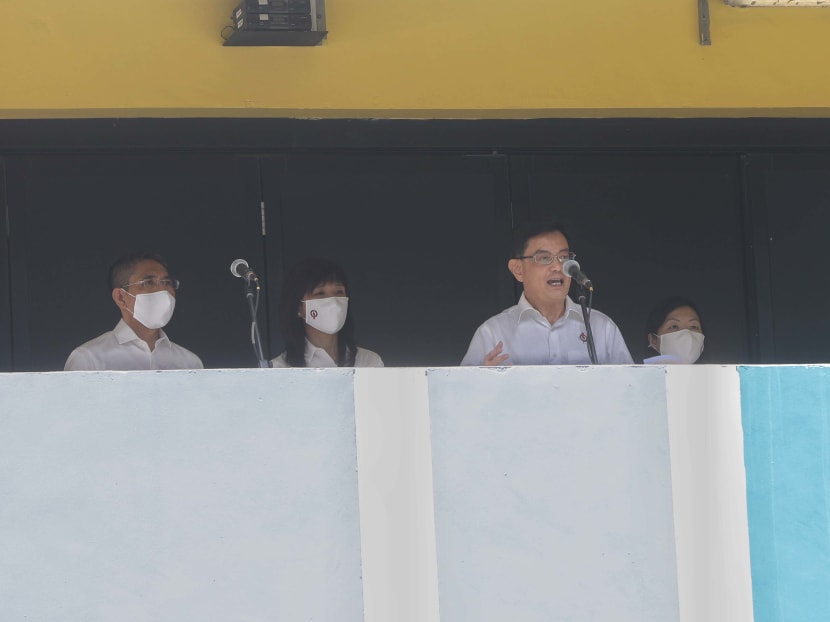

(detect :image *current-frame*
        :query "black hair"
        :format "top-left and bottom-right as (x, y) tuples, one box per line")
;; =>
(108, 251), (169, 291)
(644, 296), (705, 357)
(278, 257), (357, 368)
(511, 219), (571, 257)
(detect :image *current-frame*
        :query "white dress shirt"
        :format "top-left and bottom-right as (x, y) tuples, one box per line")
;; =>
(461, 293), (633, 366)
(271, 338), (383, 368)
(64, 319), (203, 371)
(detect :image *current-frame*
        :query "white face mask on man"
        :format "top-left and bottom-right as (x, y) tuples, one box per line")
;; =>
(124, 290), (176, 329)
(302, 296), (349, 335)
(657, 329), (705, 364)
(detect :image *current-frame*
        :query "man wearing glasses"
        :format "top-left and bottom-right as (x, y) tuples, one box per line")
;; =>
(461, 220), (633, 366)
(64, 251), (203, 371)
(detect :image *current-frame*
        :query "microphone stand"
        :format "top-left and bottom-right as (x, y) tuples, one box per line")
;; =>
(578, 288), (598, 365)
(242, 275), (270, 368)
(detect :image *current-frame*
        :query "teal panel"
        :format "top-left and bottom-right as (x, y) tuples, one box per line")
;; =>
(739, 366), (830, 622)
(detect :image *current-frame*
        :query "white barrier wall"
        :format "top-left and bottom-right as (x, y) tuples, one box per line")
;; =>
(664, 366), (754, 622)
(0, 367), (761, 621)
(428, 367), (679, 622)
(0, 369), (364, 622)
(352, 366), (754, 622)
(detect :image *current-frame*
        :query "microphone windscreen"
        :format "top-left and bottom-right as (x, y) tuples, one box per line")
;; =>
(563, 259), (581, 278)
(230, 258), (249, 277)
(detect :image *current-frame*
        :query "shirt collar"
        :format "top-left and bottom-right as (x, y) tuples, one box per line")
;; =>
(516, 292), (583, 325)
(113, 319), (170, 346)
(304, 338), (336, 366)
(563, 296), (584, 318)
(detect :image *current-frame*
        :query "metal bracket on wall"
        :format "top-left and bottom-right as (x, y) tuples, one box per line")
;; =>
(698, 0), (712, 45)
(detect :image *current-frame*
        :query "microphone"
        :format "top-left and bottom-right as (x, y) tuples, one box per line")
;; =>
(230, 258), (258, 282)
(563, 259), (593, 291)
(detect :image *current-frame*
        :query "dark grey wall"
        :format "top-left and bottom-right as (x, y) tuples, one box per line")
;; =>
(1, 118), (829, 370)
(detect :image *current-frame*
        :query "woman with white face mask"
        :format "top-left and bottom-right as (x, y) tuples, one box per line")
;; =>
(643, 296), (705, 364)
(270, 258), (383, 368)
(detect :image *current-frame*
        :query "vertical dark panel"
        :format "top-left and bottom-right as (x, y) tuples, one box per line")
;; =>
(741, 154), (776, 362)
(6, 155), (264, 371)
(0, 160), (11, 371)
(261, 154), (513, 366)
(761, 154), (830, 363)
(510, 154), (748, 363)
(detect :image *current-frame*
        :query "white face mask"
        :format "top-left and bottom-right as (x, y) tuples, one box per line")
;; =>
(303, 296), (348, 335)
(657, 329), (705, 364)
(125, 290), (176, 329)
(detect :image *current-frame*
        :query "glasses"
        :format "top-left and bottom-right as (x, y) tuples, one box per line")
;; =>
(122, 277), (180, 291)
(515, 251), (576, 265)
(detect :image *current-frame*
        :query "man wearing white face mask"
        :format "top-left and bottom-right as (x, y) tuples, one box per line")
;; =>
(64, 252), (203, 371)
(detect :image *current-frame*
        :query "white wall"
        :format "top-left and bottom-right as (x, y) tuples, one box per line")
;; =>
(664, 366), (754, 622)
(0, 369), (364, 622)
(427, 366), (679, 622)
(0, 367), (754, 622)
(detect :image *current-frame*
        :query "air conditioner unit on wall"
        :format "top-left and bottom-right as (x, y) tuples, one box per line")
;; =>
(222, 0), (327, 46)
(725, 0), (828, 6)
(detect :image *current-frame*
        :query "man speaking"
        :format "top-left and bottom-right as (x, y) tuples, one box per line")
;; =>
(461, 221), (633, 366)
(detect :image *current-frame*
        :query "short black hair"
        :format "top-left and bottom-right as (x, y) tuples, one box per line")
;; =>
(108, 251), (169, 291)
(511, 219), (570, 257)
(645, 295), (705, 356)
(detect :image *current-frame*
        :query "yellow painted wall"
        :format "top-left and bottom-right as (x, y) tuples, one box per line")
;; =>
(1, 0), (829, 118)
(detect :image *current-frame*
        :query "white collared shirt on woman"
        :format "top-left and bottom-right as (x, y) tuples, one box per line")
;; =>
(270, 338), (383, 368)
